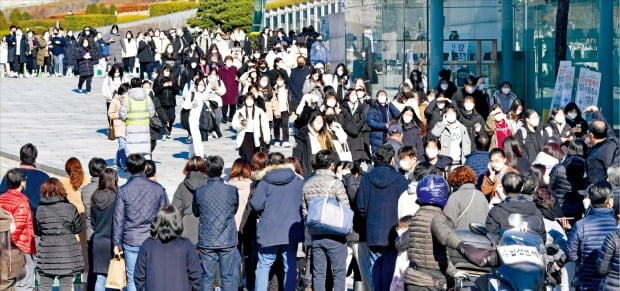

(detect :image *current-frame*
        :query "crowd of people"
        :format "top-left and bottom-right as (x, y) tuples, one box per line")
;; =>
(1, 21), (620, 291)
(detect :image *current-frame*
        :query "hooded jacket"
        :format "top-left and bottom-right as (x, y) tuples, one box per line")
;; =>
(250, 164), (305, 247)
(356, 163), (409, 246)
(90, 189), (115, 274)
(485, 194), (547, 243)
(172, 171), (209, 244)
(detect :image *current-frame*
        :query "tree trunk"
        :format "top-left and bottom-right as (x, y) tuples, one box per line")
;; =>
(554, 0), (570, 77)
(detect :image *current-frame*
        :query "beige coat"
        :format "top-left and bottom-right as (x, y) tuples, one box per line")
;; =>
(36, 37), (49, 66)
(107, 96), (127, 138)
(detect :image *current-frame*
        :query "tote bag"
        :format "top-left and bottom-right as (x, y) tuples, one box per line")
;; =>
(106, 255), (127, 289)
(306, 180), (354, 236)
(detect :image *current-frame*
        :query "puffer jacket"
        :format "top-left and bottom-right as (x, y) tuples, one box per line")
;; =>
(113, 173), (168, 248)
(35, 195), (84, 276)
(193, 177), (239, 249)
(485, 194), (547, 243)
(0, 189), (36, 254)
(301, 169), (350, 218)
(566, 207), (617, 291)
(153, 77), (181, 107)
(250, 164), (305, 247)
(458, 111), (487, 153)
(597, 228), (620, 291)
(405, 205), (461, 287)
(587, 137), (620, 185)
(549, 155), (587, 217)
(356, 163), (408, 246)
(366, 100), (399, 149)
(172, 171), (209, 244)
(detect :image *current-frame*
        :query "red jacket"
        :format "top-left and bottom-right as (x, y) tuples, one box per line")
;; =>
(0, 189), (36, 254)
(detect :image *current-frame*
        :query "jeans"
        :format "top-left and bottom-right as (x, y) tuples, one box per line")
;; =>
(199, 247), (240, 291)
(78, 75), (93, 92)
(15, 253), (36, 291)
(116, 137), (127, 168)
(312, 236), (347, 291)
(123, 243), (141, 291)
(255, 244), (297, 291)
(53, 54), (64, 75)
(38, 275), (73, 291)
(369, 246), (397, 291)
(347, 242), (372, 291)
(94, 274), (107, 291)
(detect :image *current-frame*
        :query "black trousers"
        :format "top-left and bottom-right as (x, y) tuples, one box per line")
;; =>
(123, 56), (135, 73)
(140, 62), (152, 79)
(162, 105), (176, 134)
(11, 60), (24, 73)
(239, 132), (258, 162)
(78, 75), (93, 92)
(222, 104), (236, 120)
(273, 111), (290, 142)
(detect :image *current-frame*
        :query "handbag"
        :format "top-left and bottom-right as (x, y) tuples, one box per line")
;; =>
(150, 113), (164, 130)
(334, 141), (353, 162)
(106, 255), (127, 289)
(107, 119), (116, 140)
(306, 180), (354, 236)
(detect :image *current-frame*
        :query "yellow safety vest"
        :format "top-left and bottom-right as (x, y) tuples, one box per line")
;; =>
(125, 97), (150, 126)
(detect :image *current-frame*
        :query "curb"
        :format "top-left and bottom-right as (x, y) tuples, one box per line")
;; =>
(0, 150), (66, 176)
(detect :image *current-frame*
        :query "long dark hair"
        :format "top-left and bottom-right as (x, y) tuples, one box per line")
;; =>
(107, 63), (123, 79)
(97, 168), (118, 192)
(399, 106), (426, 135)
(150, 205), (183, 243)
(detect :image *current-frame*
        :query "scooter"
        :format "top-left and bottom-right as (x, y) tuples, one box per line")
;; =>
(454, 213), (563, 291)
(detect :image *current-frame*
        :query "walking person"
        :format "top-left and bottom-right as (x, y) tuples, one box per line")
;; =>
(193, 155), (241, 290)
(75, 37), (95, 94)
(106, 25), (124, 66)
(108, 83), (130, 169)
(120, 78), (155, 157)
(102, 64), (127, 120)
(89, 168), (117, 291)
(182, 78), (210, 158)
(232, 93), (271, 162)
(134, 205), (202, 291)
(153, 65), (180, 139)
(36, 178), (84, 291)
(112, 153), (169, 291)
(219, 55), (239, 124)
(301, 150), (350, 291)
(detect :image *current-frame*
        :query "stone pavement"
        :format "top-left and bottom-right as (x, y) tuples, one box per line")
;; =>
(0, 76), (292, 198)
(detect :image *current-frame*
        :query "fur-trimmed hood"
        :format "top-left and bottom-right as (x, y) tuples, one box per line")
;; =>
(253, 164), (297, 184)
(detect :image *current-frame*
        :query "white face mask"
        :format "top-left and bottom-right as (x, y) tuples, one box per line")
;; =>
(259, 80), (269, 87)
(446, 114), (457, 123)
(465, 87), (475, 94)
(208, 76), (217, 83)
(582, 197), (591, 210)
(276, 80), (284, 86)
(501, 87), (511, 95)
(167, 48), (173, 53)
(464, 103), (475, 112)
(399, 160), (412, 171)
(403, 114), (413, 124)
(440, 84), (449, 90)
(197, 85), (205, 92)
(567, 112), (577, 120)
(326, 100), (337, 107)
(337, 69), (344, 75)
(437, 102), (446, 109)
(245, 99), (254, 107)
(377, 95), (387, 105)
(356, 91), (365, 99)
(313, 122), (323, 132)
(190, 63), (197, 69)
(478, 84), (486, 90)
(349, 94), (358, 104)
(163, 71), (170, 77)
(515, 109), (523, 115)
(528, 118), (540, 127)
(491, 162), (505, 172)
(555, 115), (566, 124)
(495, 113), (505, 121)
(114, 73), (120, 77)
(426, 148), (438, 159)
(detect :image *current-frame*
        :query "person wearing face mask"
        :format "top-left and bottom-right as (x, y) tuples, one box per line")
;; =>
(102, 64), (128, 120)
(399, 106), (425, 160)
(106, 25), (123, 67)
(563, 102), (588, 138)
(293, 112), (337, 177)
(339, 89), (371, 162)
(290, 56), (312, 114)
(458, 95), (487, 153)
(424, 94), (451, 133)
(161, 44), (180, 77)
(309, 34), (329, 67)
(270, 73), (291, 147)
(515, 109), (545, 163)
(542, 107), (575, 146)
(136, 33), (155, 80)
(507, 99), (525, 133)
(302, 68), (325, 100)
(63, 30), (78, 76)
(430, 105), (471, 167)
(408, 69), (427, 102)
(9, 27), (29, 77)
(452, 76), (490, 119)
(445, 166), (489, 229)
(396, 146), (419, 183)
(75, 37), (96, 94)
(122, 31), (138, 75)
(490, 81), (518, 114)
(434, 69), (457, 99)
(203, 68), (226, 138)
(144, 80), (169, 153)
(232, 93), (270, 162)
(423, 137), (454, 176)
(485, 104), (513, 150)
(153, 65), (180, 139)
(267, 57), (289, 86)
(219, 56), (239, 124)
(50, 27), (67, 77)
(367, 90), (400, 154)
(480, 148), (518, 202)
(212, 32), (230, 57)
(182, 79), (210, 158)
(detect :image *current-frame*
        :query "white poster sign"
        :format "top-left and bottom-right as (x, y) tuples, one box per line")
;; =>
(575, 68), (602, 111)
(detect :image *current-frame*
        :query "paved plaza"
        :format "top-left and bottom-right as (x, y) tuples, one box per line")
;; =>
(0, 76), (292, 197)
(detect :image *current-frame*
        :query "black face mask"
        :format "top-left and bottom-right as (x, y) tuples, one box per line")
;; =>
(298, 63), (305, 68)
(325, 114), (336, 124)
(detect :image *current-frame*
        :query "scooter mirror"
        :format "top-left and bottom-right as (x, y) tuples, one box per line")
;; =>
(469, 223), (489, 236)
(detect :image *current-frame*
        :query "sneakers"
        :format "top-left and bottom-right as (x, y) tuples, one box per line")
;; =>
(186, 135), (192, 144)
(281, 141), (291, 148)
(221, 117), (228, 124)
